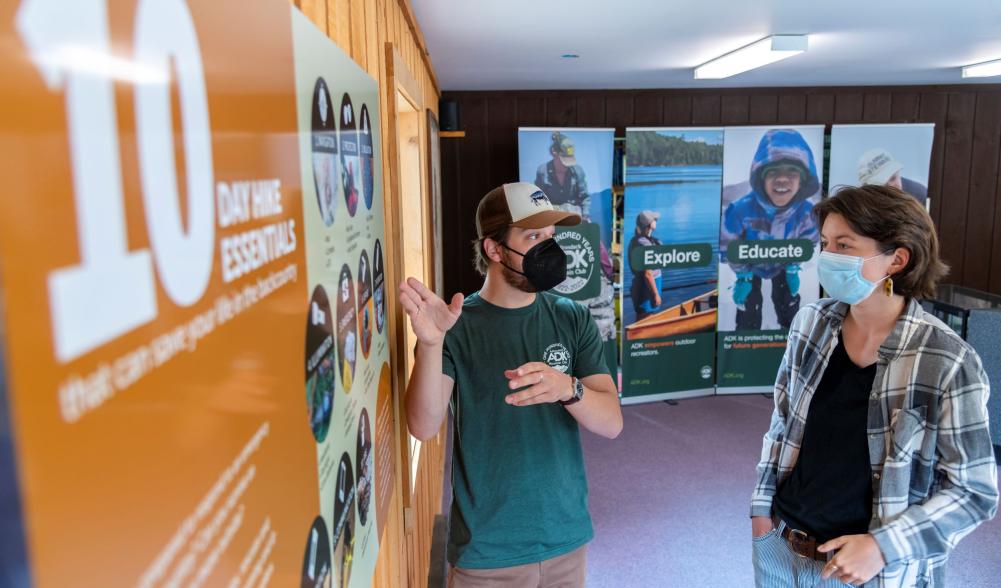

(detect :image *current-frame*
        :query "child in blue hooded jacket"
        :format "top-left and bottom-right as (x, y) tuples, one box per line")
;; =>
(721, 129), (820, 330)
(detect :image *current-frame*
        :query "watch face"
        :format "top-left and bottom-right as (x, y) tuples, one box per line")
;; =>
(562, 378), (583, 405)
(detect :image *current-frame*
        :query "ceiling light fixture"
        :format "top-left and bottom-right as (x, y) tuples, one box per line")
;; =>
(561, 54), (579, 59)
(695, 35), (808, 79)
(962, 58), (1001, 78)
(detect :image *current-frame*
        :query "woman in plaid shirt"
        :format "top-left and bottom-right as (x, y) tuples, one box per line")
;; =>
(750, 185), (998, 587)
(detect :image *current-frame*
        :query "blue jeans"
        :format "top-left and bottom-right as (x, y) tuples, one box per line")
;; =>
(752, 528), (871, 588)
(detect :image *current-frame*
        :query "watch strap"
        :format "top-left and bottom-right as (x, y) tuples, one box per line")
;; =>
(560, 377), (584, 406)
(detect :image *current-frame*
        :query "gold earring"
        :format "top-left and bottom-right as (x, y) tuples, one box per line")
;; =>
(885, 277), (894, 297)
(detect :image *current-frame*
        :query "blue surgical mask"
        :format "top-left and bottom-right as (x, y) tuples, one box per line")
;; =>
(818, 251), (891, 305)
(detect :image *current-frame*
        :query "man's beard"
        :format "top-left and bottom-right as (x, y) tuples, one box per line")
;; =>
(499, 250), (536, 293)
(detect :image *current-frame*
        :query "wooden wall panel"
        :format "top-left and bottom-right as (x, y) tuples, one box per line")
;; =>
(919, 92), (949, 224)
(939, 93), (977, 283)
(749, 94), (778, 125)
(805, 93), (835, 124)
(442, 85), (1001, 298)
(891, 92), (920, 122)
(834, 92), (864, 122)
(516, 96), (545, 127)
(576, 95), (606, 127)
(990, 142), (1001, 293)
(298, 0), (327, 32)
(965, 93), (1001, 290)
(487, 97), (519, 190)
(776, 94), (806, 124)
(604, 94), (633, 133)
(546, 96), (577, 127)
(721, 95), (750, 125)
(692, 95), (721, 125)
(862, 92), (892, 122)
(633, 94), (662, 126)
(663, 95), (693, 126)
(289, 1), (445, 587)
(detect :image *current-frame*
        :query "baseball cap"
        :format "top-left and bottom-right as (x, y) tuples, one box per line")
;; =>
(550, 132), (578, 166)
(636, 210), (660, 228)
(857, 148), (904, 185)
(476, 182), (581, 238)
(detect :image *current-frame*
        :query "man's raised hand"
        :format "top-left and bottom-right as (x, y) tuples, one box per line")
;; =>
(399, 278), (463, 346)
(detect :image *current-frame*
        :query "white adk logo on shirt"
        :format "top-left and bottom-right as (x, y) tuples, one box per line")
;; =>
(544, 343), (571, 373)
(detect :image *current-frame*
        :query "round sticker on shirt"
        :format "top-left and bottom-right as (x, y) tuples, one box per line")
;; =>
(544, 343), (571, 374)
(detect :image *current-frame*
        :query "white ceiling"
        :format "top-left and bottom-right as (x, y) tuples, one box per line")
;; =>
(412, 0), (1001, 91)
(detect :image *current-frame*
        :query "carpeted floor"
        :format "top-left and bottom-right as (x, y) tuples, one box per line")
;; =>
(581, 395), (1001, 587)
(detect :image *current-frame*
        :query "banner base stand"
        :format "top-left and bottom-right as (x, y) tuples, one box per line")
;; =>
(620, 387), (715, 405)
(718, 386), (772, 396)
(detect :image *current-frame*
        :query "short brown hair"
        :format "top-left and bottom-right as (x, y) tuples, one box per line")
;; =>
(473, 186), (512, 276)
(472, 227), (508, 276)
(814, 184), (948, 299)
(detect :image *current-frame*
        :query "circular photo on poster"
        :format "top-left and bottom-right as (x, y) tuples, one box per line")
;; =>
(336, 264), (358, 393)
(332, 452), (356, 588)
(340, 93), (360, 217)
(355, 408), (373, 527)
(357, 249), (374, 359)
(301, 516), (332, 588)
(311, 77), (339, 227)
(304, 285), (335, 443)
(359, 104), (375, 210)
(373, 239), (386, 334)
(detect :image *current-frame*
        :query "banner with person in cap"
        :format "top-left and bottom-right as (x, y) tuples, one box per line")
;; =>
(717, 126), (825, 394)
(621, 128), (723, 402)
(828, 124), (935, 209)
(519, 128), (617, 375)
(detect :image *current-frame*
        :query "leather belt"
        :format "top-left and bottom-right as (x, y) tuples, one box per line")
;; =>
(773, 516), (831, 563)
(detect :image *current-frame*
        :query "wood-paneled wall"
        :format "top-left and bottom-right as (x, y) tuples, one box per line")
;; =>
(290, 2), (444, 587)
(441, 85), (1001, 300)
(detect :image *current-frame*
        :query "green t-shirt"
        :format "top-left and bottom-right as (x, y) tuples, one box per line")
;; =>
(441, 291), (610, 569)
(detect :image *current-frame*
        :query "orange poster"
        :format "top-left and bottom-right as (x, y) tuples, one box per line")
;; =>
(0, 1), (392, 586)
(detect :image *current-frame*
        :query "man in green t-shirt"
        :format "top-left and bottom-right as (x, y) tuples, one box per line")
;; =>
(400, 182), (622, 588)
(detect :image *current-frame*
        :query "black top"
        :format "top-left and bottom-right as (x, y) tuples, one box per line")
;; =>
(773, 337), (876, 543)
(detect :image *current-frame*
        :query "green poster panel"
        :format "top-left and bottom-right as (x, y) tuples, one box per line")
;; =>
(621, 332), (716, 402)
(620, 128), (724, 403)
(715, 330), (787, 392)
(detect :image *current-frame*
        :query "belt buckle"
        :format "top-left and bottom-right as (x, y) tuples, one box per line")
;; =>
(787, 528), (812, 559)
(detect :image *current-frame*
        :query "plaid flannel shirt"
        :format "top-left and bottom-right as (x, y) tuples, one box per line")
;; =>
(751, 298), (998, 587)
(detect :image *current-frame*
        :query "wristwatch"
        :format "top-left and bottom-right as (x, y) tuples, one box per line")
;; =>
(560, 377), (584, 406)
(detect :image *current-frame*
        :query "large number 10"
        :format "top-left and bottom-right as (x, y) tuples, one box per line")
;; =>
(17, 0), (215, 363)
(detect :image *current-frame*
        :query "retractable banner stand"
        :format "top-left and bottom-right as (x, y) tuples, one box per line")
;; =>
(0, 2), (394, 586)
(518, 128), (617, 375)
(716, 126), (825, 394)
(621, 129), (723, 403)
(829, 124), (935, 209)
